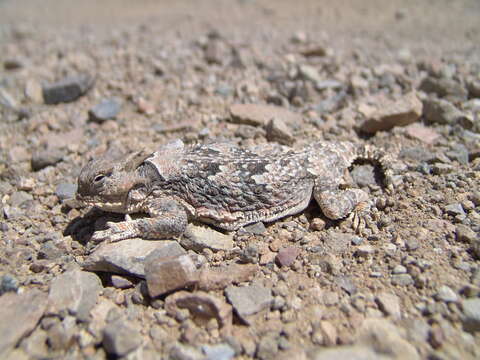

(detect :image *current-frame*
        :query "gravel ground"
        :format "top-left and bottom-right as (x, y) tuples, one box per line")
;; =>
(1, 0), (480, 359)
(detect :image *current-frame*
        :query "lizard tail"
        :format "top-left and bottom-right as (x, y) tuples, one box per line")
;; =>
(355, 144), (396, 190)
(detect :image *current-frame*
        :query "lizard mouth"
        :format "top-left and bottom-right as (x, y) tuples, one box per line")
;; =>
(76, 193), (126, 212)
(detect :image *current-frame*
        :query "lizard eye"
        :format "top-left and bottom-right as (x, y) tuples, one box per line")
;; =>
(94, 174), (105, 183)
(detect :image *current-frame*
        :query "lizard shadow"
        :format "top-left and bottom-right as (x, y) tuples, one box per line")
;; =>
(63, 207), (124, 246)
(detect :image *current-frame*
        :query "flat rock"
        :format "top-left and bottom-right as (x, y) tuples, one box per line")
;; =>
(47, 269), (102, 321)
(145, 254), (198, 297)
(42, 74), (94, 104)
(230, 103), (302, 127)
(82, 239), (185, 277)
(0, 289), (47, 356)
(88, 98), (121, 123)
(312, 346), (380, 360)
(198, 263), (258, 291)
(165, 291), (233, 333)
(360, 92), (422, 133)
(202, 344), (235, 360)
(404, 123), (440, 144)
(225, 283), (272, 320)
(103, 319), (143, 357)
(181, 224), (234, 252)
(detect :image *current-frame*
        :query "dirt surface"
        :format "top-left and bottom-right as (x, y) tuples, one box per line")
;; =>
(1, 0), (480, 359)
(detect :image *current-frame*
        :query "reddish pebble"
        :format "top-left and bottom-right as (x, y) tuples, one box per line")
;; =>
(276, 246), (300, 267)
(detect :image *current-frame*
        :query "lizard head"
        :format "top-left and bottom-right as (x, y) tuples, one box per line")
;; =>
(76, 150), (151, 213)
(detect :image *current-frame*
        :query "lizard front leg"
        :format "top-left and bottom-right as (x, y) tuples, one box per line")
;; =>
(313, 185), (372, 233)
(91, 198), (188, 243)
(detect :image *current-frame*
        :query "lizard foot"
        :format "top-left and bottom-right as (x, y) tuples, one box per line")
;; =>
(91, 220), (137, 243)
(347, 201), (377, 235)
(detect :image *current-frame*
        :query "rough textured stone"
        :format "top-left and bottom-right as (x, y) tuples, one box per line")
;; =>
(145, 254), (198, 297)
(376, 292), (401, 319)
(88, 98), (121, 123)
(360, 92), (422, 133)
(230, 103), (302, 126)
(181, 224), (234, 252)
(42, 74), (94, 104)
(265, 117), (294, 145)
(419, 77), (468, 101)
(47, 269), (102, 321)
(103, 319), (142, 357)
(0, 289), (47, 356)
(82, 239), (185, 277)
(225, 283), (272, 320)
(423, 98), (470, 125)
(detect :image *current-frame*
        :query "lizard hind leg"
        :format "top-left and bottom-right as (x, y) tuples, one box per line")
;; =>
(314, 187), (372, 233)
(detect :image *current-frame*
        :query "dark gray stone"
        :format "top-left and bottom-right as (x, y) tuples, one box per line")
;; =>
(0, 274), (19, 295)
(88, 98), (121, 123)
(31, 149), (64, 171)
(241, 222), (267, 235)
(55, 183), (77, 200)
(42, 74), (94, 104)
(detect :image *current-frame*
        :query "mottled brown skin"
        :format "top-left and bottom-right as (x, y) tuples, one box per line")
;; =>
(77, 139), (393, 242)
